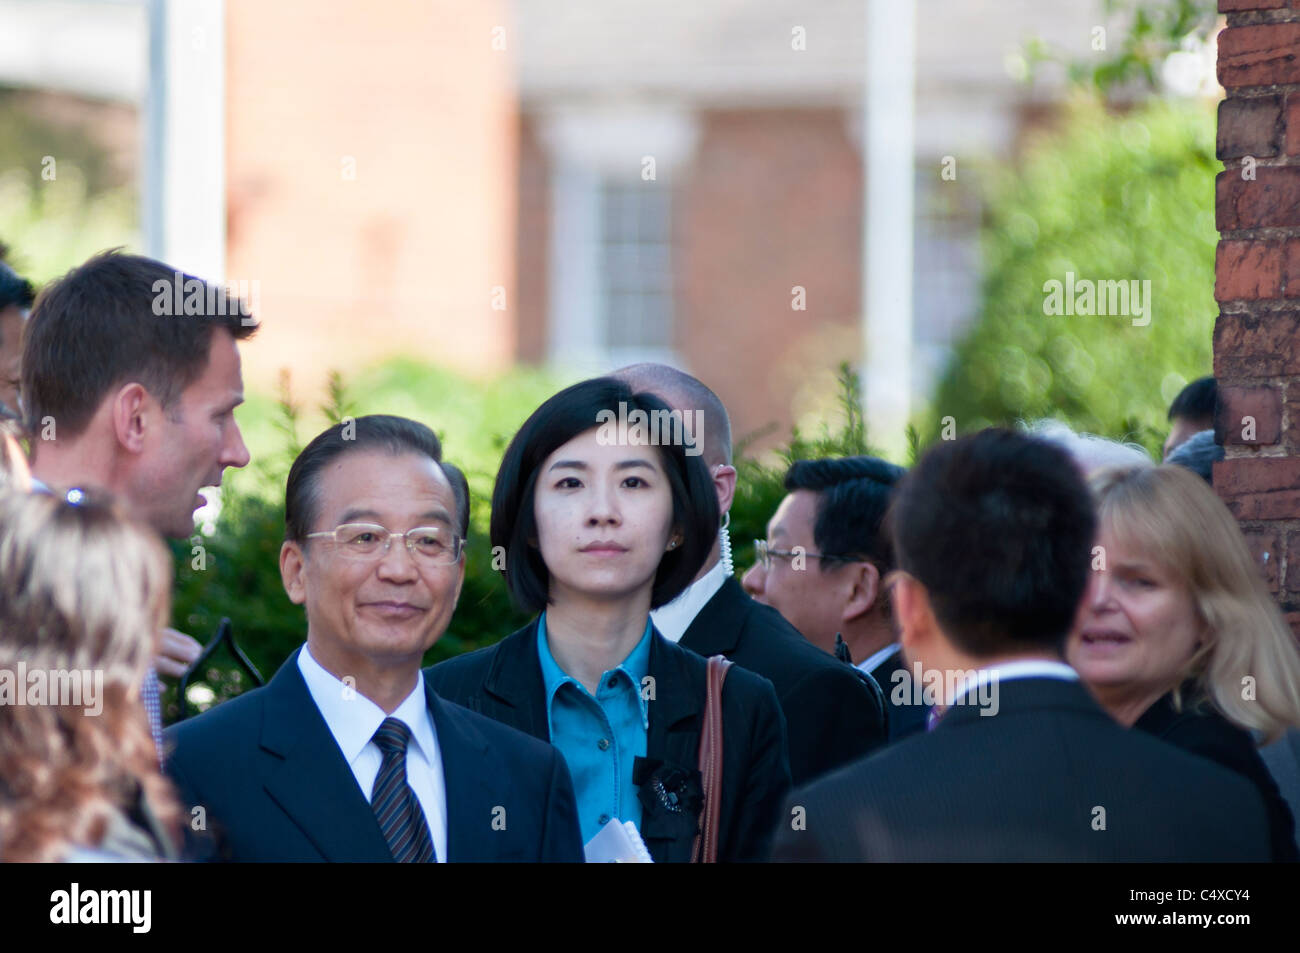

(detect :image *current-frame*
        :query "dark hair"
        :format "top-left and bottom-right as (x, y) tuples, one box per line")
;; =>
(440, 461), (470, 539)
(491, 377), (719, 613)
(20, 250), (258, 437)
(0, 255), (35, 321)
(888, 428), (1096, 658)
(285, 415), (445, 542)
(784, 456), (906, 574)
(1165, 429), (1222, 485)
(1167, 376), (1216, 424)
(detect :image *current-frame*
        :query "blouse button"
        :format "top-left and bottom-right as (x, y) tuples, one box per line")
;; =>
(597, 737), (611, 751)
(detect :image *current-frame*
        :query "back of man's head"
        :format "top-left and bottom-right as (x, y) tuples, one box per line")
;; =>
(783, 455), (905, 574)
(0, 254), (35, 316)
(1167, 376), (1216, 428)
(889, 428), (1096, 658)
(609, 362), (732, 468)
(21, 250), (257, 437)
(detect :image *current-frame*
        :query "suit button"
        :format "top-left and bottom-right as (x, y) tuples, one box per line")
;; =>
(597, 738), (611, 751)
(598, 813), (610, 826)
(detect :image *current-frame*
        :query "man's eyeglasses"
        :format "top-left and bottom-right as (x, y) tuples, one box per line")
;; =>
(751, 539), (858, 571)
(305, 523), (465, 565)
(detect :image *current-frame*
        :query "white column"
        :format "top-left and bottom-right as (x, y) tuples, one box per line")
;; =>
(145, 0), (225, 282)
(863, 0), (916, 458)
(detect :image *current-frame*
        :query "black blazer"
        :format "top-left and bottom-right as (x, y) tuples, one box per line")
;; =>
(680, 577), (887, 785)
(770, 677), (1271, 862)
(1136, 688), (1299, 863)
(869, 647), (930, 742)
(164, 647), (584, 862)
(426, 619), (792, 863)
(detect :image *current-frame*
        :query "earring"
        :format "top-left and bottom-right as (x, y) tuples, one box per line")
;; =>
(667, 539), (678, 550)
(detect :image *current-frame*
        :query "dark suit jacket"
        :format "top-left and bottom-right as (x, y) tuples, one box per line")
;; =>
(680, 577), (886, 785)
(869, 647), (930, 742)
(426, 619), (791, 862)
(164, 647), (584, 862)
(770, 677), (1271, 862)
(1136, 688), (1298, 863)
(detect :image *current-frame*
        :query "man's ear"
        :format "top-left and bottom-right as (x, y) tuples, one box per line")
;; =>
(280, 540), (308, 606)
(841, 561), (881, 623)
(110, 382), (151, 454)
(712, 464), (737, 519)
(894, 574), (936, 667)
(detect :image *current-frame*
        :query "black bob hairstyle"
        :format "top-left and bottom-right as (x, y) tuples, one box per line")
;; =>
(490, 376), (720, 613)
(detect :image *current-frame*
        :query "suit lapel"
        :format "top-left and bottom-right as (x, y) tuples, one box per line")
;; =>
(258, 649), (394, 862)
(679, 577), (746, 657)
(639, 634), (706, 864)
(426, 684), (497, 862)
(480, 619), (550, 740)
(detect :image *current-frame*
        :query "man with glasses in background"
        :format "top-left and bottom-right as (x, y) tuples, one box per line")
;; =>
(743, 456), (928, 742)
(164, 415), (583, 862)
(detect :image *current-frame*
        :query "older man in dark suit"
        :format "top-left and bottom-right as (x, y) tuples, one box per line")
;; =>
(772, 429), (1271, 862)
(611, 364), (887, 786)
(165, 416), (583, 862)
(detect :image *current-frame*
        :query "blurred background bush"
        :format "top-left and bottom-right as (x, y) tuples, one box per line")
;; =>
(927, 97), (1217, 455)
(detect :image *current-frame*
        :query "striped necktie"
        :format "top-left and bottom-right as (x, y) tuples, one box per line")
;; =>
(370, 718), (436, 863)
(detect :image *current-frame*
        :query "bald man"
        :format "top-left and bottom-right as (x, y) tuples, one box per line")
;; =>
(611, 364), (887, 785)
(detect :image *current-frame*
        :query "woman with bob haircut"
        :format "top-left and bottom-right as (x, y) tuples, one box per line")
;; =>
(1067, 464), (1300, 861)
(0, 490), (181, 861)
(428, 377), (791, 862)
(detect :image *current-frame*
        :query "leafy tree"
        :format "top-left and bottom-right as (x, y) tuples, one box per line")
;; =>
(927, 97), (1218, 455)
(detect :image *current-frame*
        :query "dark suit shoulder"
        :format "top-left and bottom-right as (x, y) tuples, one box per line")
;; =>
(1136, 691), (1298, 862)
(781, 690), (1271, 861)
(426, 639), (503, 691)
(164, 678), (267, 753)
(434, 691), (557, 764)
(665, 635), (781, 707)
(1137, 693), (1259, 773)
(731, 596), (874, 688)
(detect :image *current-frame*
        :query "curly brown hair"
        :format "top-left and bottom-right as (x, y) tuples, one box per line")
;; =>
(0, 491), (182, 861)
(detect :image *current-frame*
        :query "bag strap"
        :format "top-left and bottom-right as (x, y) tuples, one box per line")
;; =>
(691, 654), (732, 863)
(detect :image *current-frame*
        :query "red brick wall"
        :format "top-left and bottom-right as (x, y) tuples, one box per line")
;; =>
(677, 109), (862, 452)
(225, 0), (517, 400)
(1214, 0), (1300, 631)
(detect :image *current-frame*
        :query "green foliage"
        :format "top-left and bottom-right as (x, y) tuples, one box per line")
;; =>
(1022, 0), (1219, 95)
(927, 98), (1217, 456)
(728, 363), (887, 575)
(0, 93), (138, 285)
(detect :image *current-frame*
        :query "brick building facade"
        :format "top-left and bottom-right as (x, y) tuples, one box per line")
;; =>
(1214, 0), (1300, 633)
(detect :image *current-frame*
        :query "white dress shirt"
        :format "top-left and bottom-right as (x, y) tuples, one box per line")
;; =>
(857, 643), (902, 678)
(297, 645), (448, 862)
(650, 556), (730, 643)
(951, 658), (1079, 707)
